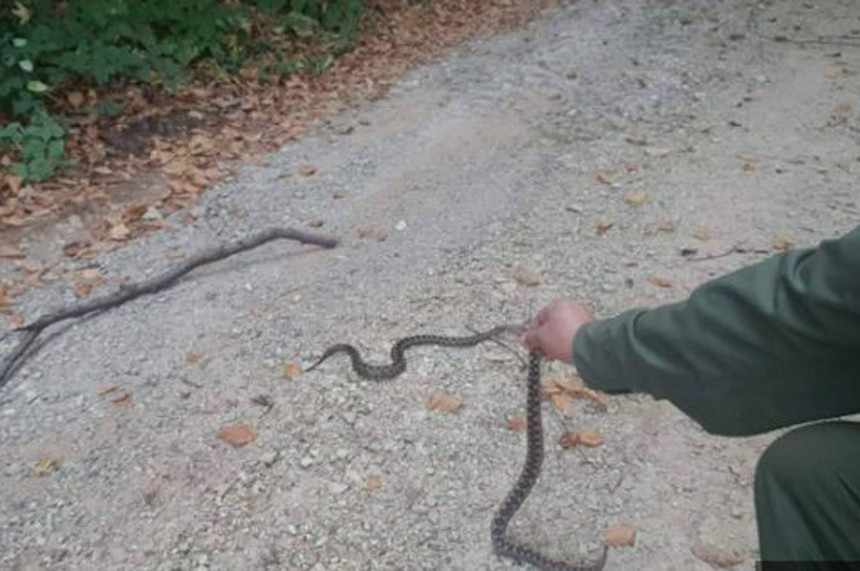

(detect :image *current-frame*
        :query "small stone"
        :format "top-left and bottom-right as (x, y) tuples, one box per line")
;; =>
(287, 524), (298, 535)
(691, 542), (745, 568)
(309, 218), (324, 228)
(299, 456), (314, 468)
(260, 451), (279, 467)
(565, 204), (584, 214)
(298, 164), (317, 176)
(514, 268), (541, 286)
(394, 220), (407, 231)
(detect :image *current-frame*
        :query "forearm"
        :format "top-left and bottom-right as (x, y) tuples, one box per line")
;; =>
(574, 227), (860, 436)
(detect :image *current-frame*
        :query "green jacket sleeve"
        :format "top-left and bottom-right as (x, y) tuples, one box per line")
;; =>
(573, 226), (860, 436)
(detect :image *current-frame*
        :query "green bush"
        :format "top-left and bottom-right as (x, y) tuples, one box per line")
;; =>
(0, 0), (365, 183)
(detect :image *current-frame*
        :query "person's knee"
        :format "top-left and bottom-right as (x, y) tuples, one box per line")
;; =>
(755, 421), (860, 495)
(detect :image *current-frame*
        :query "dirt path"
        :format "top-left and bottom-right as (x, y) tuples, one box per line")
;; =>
(2, 0), (859, 569)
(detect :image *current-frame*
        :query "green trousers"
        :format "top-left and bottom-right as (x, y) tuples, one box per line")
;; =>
(754, 421), (860, 562)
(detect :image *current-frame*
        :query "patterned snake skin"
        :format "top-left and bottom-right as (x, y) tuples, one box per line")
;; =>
(307, 327), (608, 570)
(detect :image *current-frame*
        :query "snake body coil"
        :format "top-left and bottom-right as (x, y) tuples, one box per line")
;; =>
(308, 327), (607, 570)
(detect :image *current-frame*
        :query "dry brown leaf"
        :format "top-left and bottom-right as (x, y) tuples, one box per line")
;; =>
(647, 276), (672, 288)
(426, 391), (463, 413)
(551, 376), (584, 393)
(558, 432), (580, 448)
(829, 102), (853, 126)
(595, 170), (614, 185)
(284, 362), (302, 380)
(606, 524), (637, 547)
(773, 236), (793, 253)
(0, 245), (25, 259)
(298, 164), (317, 176)
(596, 219), (614, 236)
(0, 285), (12, 307)
(109, 222), (131, 241)
(74, 282), (93, 299)
(625, 190), (650, 207)
(644, 220), (676, 236)
(67, 92), (85, 107)
(185, 351), (202, 364)
(4, 311), (25, 326)
(111, 391), (132, 406)
(365, 475), (384, 491)
(34, 458), (58, 477)
(693, 230), (711, 243)
(579, 432), (604, 447)
(506, 415), (527, 432)
(96, 383), (120, 395)
(217, 423), (258, 447)
(551, 392), (574, 414)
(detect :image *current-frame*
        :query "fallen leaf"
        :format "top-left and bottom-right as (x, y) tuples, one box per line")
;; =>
(63, 241), (93, 258)
(284, 362), (302, 380)
(606, 524), (637, 547)
(579, 432), (604, 447)
(693, 231), (711, 242)
(644, 220), (676, 235)
(34, 458), (58, 477)
(111, 392), (132, 406)
(742, 156), (757, 172)
(0, 285), (12, 307)
(426, 391), (463, 413)
(558, 432), (580, 448)
(513, 268), (541, 287)
(298, 163), (317, 176)
(109, 222), (131, 241)
(625, 191), (650, 207)
(185, 351), (202, 364)
(74, 282), (93, 299)
(365, 475), (384, 491)
(551, 392), (574, 414)
(647, 276), (672, 288)
(828, 102), (852, 126)
(0, 245), (25, 259)
(550, 376), (584, 393)
(96, 383), (120, 395)
(506, 416), (527, 432)
(595, 170), (614, 184)
(67, 92), (85, 107)
(773, 236), (793, 253)
(217, 423), (257, 447)
(596, 219), (614, 236)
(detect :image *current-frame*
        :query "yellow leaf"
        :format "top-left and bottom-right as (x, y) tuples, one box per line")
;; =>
(773, 236), (793, 253)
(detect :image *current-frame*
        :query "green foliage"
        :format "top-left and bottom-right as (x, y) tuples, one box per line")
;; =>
(0, 0), (366, 182)
(0, 110), (70, 182)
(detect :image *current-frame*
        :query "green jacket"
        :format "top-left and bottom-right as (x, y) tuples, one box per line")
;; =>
(574, 226), (860, 436)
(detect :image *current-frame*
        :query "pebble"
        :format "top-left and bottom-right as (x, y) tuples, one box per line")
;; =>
(299, 456), (314, 468)
(395, 220), (407, 231)
(260, 451), (279, 467)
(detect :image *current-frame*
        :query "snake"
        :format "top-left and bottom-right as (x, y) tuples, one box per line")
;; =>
(307, 326), (608, 570)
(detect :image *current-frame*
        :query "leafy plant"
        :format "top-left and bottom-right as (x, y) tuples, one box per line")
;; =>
(0, 110), (70, 182)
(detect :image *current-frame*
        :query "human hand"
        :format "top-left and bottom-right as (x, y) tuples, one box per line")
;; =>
(521, 298), (594, 363)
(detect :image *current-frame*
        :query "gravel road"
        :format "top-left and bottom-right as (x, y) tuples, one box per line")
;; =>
(2, 0), (859, 569)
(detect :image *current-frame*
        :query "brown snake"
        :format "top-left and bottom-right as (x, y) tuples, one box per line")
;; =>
(308, 327), (608, 570)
